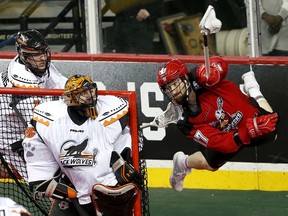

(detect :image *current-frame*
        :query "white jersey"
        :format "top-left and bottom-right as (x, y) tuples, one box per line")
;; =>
(0, 56), (67, 179)
(23, 95), (130, 205)
(0, 56), (67, 88)
(0, 56), (67, 146)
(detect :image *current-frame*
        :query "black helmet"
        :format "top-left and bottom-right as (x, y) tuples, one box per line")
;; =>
(15, 29), (51, 77)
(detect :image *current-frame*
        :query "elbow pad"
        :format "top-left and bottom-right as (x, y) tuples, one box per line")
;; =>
(196, 57), (228, 86)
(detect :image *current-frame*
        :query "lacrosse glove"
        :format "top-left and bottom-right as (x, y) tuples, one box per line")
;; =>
(110, 149), (142, 187)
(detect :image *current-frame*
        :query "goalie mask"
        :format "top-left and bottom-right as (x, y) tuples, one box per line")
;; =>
(63, 74), (98, 119)
(15, 29), (51, 77)
(157, 59), (191, 105)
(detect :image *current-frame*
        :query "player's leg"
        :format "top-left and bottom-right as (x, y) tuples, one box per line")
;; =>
(241, 71), (273, 113)
(49, 199), (77, 216)
(49, 199), (96, 216)
(169, 150), (217, 192)
(170, 147), (240, 192)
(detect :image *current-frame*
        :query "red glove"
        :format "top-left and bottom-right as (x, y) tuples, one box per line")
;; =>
(196, 57), (228, 86)
(246, 113), (278, 138)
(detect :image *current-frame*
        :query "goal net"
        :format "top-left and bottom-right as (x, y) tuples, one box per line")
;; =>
(0, 87), (149, 216)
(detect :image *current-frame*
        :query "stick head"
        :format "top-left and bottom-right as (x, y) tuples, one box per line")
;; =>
(199, 5), (222, 34)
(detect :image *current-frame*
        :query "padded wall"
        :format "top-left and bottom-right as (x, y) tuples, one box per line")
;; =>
(0, 54), (287, 163)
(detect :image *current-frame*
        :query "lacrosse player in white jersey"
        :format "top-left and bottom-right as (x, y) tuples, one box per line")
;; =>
(22, 74), (142, 216)
(0, 29), (67, 180)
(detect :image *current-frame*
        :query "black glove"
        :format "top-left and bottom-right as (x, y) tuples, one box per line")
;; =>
(110, 150), (142, 187)
(10, 139), (25, 161)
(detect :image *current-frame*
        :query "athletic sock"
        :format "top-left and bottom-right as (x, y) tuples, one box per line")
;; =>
(184, 156), (191, 170)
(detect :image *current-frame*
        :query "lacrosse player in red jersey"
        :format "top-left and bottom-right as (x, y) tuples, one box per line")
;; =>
(23, 74), (142, 216)
(156, 57), (278, 192)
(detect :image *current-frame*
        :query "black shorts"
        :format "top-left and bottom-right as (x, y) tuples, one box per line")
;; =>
(199, 97), (278, 169)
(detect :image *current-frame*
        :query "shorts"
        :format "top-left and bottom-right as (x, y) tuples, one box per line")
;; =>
(200, 97), (278, 169)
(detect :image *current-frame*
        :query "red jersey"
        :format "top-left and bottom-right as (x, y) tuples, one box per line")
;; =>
(181, 80), (259, 153)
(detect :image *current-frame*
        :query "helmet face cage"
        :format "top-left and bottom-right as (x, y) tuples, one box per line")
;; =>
(15, 29), (51, 77)
(162, 77), (189, 105)
(64, 75), (98, 118)
(157, 59), (191, 104)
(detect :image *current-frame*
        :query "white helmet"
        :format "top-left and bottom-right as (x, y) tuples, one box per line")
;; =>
(0, 197), (32, 216)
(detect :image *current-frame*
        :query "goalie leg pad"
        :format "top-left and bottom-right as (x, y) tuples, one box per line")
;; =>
(92, 183), (137, 216)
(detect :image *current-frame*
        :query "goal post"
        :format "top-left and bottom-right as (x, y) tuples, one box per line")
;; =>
(0, 87), (149, 216)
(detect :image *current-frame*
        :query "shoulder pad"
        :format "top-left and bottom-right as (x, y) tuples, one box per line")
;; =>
(32, 100), (66, 126)
(8, 59), (41, 88)
(97, 96), (129, 127)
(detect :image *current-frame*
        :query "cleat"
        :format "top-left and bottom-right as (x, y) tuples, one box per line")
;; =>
(199, 5), (222, 34)
(169, 152), (191, 192)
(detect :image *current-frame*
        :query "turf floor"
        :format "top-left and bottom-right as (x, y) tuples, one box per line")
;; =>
(149, 188), (288, 216)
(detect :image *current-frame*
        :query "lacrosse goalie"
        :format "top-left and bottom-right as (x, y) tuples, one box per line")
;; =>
(149, 6), (278, 192)
(23, 74), (142, 216)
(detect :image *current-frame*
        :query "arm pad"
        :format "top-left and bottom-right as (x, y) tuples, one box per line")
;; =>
(33, 174), (77, 201)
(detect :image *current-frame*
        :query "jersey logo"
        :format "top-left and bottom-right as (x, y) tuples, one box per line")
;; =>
(59, 138), (98, 167)
(212, 97), (243, 131)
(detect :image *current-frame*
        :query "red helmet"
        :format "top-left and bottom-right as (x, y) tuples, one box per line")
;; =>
(157, 59), (189, 90)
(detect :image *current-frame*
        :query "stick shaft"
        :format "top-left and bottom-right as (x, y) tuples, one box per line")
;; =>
(203, 34), (210, 77)
(140, 123), (152, 129)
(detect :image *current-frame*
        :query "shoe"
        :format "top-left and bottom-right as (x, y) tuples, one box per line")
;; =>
(241, 71), (260, 94)
(199, 5), (222, 34)
(169, 152), (192, 192)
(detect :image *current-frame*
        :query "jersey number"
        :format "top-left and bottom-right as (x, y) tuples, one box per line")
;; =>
(193, 130), (208, 147)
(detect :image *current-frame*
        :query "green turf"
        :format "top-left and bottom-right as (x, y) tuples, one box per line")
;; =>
(149, 188), (288, 216)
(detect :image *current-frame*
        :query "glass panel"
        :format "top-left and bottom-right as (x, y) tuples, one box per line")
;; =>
(259, 0), (288, 56)
(101, 0), (250, 56)
(2, 1), (286, 56)
(0, 0), (86, 53)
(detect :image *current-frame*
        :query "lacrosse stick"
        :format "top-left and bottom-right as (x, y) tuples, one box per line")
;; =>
(199, 5), (222, 77)
(140, 102), (183, 129)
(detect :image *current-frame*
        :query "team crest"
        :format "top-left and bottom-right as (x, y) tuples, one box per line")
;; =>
(59, 138), (98, 167)
(212, 97), (243, 131)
